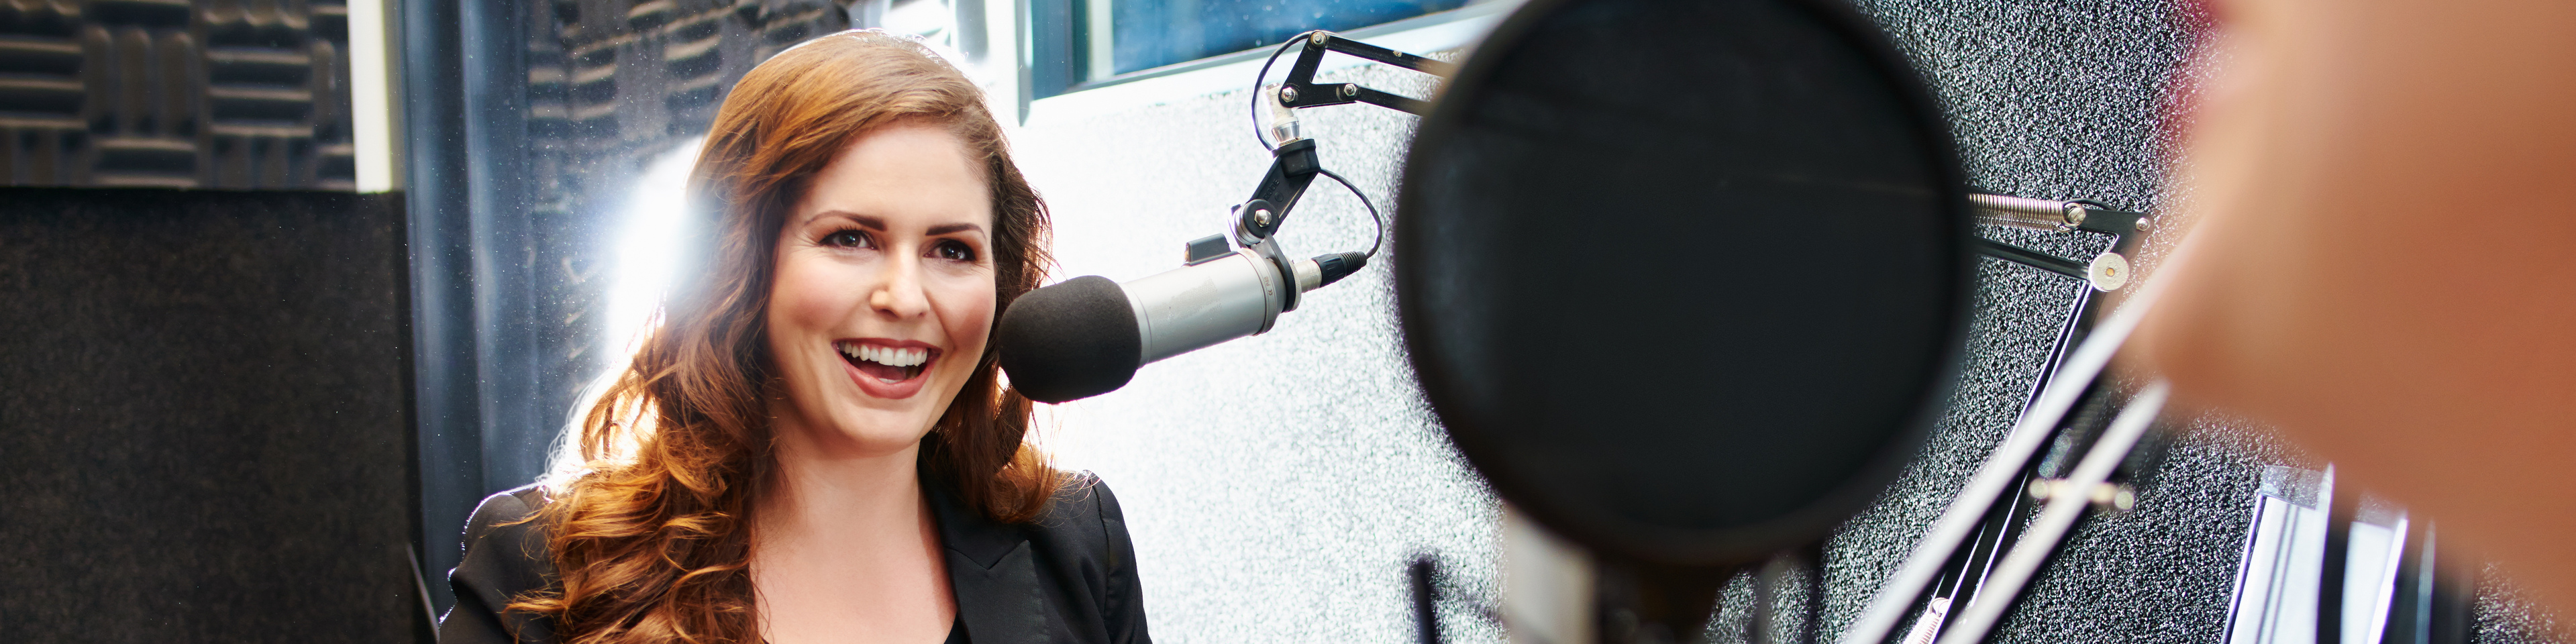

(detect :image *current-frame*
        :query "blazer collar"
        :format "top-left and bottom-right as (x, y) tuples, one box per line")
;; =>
(926, 482), (1025, 568)
(926, 480), (1047, 644)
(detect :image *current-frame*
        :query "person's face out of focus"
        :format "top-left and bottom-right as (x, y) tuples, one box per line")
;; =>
(2143, 0), (2576, 608)
(764, 121), (997, 460)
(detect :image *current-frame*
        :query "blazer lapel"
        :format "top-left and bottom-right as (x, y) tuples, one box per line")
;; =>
(927, 483), (1047, 644)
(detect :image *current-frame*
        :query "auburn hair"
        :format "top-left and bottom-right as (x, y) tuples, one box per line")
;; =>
(509, 31), (1062, 644)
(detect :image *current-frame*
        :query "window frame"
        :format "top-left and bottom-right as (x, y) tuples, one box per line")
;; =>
(1019, 0), (1521, 105)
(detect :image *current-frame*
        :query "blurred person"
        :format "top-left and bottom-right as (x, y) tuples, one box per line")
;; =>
(2139, 0), (2576, 616)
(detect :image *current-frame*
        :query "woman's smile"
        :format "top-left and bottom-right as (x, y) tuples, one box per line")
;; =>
(833, 339), (943, 399)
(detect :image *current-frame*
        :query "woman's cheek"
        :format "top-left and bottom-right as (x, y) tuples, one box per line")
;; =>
(778, 256), (864, 333)
(937, 275), (997, 361)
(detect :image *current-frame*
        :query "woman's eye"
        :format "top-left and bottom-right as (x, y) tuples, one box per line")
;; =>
(932, 239), (978, 262)
(822, 230), (872, 249)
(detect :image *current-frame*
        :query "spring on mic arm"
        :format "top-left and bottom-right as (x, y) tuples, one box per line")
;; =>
(1970, 194), (2088, 231)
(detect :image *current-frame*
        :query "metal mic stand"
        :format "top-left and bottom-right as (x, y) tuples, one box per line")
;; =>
(1843, 197), (2173, 644)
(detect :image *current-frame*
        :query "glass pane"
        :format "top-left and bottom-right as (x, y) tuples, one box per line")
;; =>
(1104, 0), (1472, 75)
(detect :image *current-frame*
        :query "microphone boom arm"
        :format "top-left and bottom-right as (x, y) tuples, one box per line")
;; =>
(1227, 31), (1449, 312)
(1238, 31), (1449, 245)
(1276, 31), (1457, 115)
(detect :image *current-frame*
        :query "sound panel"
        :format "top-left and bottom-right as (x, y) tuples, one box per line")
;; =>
(521, 0), (850, 366)
(521, 0), (849, 247)
(0, 188), (419, 641)
(0, 0), (358, 189)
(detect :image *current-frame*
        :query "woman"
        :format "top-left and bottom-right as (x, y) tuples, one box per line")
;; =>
(440, 32), (1149, 644)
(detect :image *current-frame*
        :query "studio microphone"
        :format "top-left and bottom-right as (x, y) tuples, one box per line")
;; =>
(998, 31), (1431, 404)
(997, 237), (1368, 403)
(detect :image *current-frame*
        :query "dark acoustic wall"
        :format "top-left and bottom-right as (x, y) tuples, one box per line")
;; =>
(0, 188), (420, 641)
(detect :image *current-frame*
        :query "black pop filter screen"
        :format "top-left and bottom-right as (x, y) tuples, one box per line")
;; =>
(1398, 0), (1973, 565)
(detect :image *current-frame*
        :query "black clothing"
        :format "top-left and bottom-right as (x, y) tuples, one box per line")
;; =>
(437, 474), (1150, 644)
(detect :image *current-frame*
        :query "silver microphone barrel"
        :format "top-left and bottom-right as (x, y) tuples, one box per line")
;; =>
(1969, 193), (2087, 231)
(1120, 250), (1286, 366)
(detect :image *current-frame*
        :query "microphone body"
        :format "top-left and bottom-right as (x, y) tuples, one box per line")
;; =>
(998, 248), (1366, 402)
(1126, 251), (1286, 365)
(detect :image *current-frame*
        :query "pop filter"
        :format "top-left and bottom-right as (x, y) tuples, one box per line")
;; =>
(1398, 0), (1972, 566)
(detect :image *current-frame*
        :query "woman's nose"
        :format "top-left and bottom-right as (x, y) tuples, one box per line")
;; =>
(869, 252), (932, 319)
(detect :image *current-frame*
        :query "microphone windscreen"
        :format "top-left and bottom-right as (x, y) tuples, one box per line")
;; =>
(996, 275), (1143, 403)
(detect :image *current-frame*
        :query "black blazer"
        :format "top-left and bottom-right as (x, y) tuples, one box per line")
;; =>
(438, 474), (1151, 644)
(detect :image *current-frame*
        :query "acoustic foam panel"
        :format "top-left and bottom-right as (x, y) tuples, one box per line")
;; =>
(0, 1), (360, 189)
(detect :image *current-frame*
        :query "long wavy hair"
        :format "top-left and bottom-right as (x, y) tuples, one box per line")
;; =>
(510, 31), (1062, 644)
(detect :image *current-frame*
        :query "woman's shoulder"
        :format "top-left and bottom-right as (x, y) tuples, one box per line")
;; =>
(442, 484), (560, 643)
(461, 484), (558, 570)
(1029, 472), (1150, 643)
(1038, 471), (1127, 530)
(939, 470), (1133, 561)
(1027, 472), (1141, 581)
(469, 484), (554, 531)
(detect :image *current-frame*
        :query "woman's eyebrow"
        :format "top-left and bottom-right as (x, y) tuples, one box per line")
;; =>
(926, 223), (985, 236)
(812, 211), (886, 229)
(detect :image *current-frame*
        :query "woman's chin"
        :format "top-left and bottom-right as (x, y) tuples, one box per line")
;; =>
(792, 407), (940, 459)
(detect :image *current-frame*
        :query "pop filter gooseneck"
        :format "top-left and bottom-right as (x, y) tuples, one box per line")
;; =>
(1397, 0), (1973, 572)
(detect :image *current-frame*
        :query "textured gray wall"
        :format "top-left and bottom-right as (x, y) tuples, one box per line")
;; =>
(1006, 1), (2567, 643)
(1823, 0), (2226, 641)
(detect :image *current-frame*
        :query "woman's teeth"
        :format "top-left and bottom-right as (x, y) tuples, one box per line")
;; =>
(834, 341), (931, 382)
(837, 342), (929, 366)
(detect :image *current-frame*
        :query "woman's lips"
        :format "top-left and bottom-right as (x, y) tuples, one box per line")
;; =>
(833, 339), (939, 400)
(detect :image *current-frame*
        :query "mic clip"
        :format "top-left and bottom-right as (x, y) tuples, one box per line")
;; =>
(1234, 138), (1321, 247)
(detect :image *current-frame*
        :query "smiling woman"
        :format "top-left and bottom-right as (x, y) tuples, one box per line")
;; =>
(437, 31), (1149, 644)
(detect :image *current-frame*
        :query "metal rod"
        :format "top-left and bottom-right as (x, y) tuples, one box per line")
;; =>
(1931, 381), (2171, 644)
(1913, 283), (2096, 641)
(1413, 555), (1443, 644)
(1316, 31), (1459, 76)
(1279, 31), (1447, 115)
(2320, 474), (2359, 644)
(1839, 279), (2169, 644)
(2383, 513), (2434, 644)
(1975, 238), (2088, 279)
(1804, 542), (1828, 644)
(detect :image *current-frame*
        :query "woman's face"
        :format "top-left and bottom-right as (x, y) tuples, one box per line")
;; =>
(765, 121), (996, 458)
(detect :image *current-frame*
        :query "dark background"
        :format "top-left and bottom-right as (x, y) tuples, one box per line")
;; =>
(0, 189), (420, 641)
